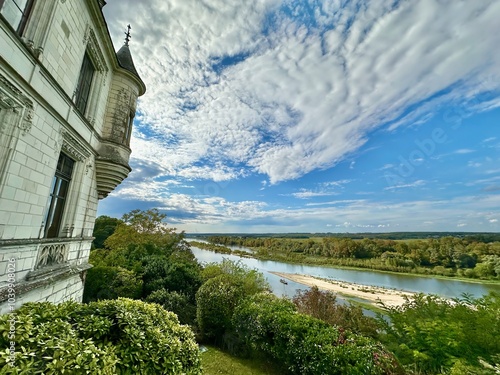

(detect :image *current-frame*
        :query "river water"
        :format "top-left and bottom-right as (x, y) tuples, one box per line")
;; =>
(190, 244), (500, 300)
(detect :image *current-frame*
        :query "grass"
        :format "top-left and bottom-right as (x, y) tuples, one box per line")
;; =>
(200, 345), (283, 375)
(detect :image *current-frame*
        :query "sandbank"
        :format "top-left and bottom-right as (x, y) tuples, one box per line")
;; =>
(271, 271), (416, 307)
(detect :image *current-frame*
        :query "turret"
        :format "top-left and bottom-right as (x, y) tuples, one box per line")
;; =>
(96, 26), (146, 198)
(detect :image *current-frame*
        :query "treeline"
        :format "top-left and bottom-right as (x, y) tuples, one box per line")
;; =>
(192, 232), (500, 242)
(208, 236), (500, 280)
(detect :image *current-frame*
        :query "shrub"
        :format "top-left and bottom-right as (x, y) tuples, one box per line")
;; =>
(233, 293), (402, 375)
(146, 288), (197, 326)
(142, 255), (202, 301)
(83, 266), (143, 302)
(196, 274), (245, 341)
(378, 292), (500, 374)
(0, 299), (201, 374)
(293, 286), (379, 338)
(196, 260), (270, 343)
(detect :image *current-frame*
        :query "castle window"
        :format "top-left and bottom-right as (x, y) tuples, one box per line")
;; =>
(44, 153), (74, 238)
(75, 52), (96, 115)
(0, 0), (34, 34)
(124, 109), (134, 145)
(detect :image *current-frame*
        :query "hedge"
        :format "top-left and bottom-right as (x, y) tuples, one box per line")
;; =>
(0, 298), (201, 374)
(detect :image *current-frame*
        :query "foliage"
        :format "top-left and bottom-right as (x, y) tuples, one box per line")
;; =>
(83, 266), (143, 303)
(207, 235), (500, 280)
(0, 299), (201, 374)
(190, 240), (233, 254)
(92, 215), (122, 249)
(196, 260), (270, 343)
(104, 209), (189, 253)
(196, 274), (248, 342)
(142, 254), (202, 301)
(146, 289), (197, 326)
(293, 286), (379, 338)
(85, 209), (202, 325)
(377, 292), (500, 374)
(233, 293), (403, 375)
(201, 259), (270, 294)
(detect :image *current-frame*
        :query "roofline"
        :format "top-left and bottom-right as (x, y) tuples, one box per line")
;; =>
(87, 0), (146, 96)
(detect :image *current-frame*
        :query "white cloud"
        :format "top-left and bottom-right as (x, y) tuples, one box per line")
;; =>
(384, 180), (426, 190)
(455, 149), (475, 154)
(104, 0), (500, 186)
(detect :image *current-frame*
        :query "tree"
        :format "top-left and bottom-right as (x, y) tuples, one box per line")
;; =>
(104, 208), (189, 253)
(92, 215), (122, 249)
(293, 286), (379, 338)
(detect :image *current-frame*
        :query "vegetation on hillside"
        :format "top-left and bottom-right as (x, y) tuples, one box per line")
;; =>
(8, 210), (498, 374)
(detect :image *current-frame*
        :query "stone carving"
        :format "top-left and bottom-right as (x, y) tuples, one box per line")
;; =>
(83, 25), (108, 82)
(85, 158), (93, 175)
(54, 129), (64, 155)
(36, 243), (67, 268)
(19, 104), (34, 135)
(0, 73), (34, 135)
(61, 130), (91, 161)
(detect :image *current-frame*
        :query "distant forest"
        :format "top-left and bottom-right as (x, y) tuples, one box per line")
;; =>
(188, 232), (500, 242)
(190, 233), (500, 280)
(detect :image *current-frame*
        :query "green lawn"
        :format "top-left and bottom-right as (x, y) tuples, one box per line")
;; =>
(200, 346), (283, 375)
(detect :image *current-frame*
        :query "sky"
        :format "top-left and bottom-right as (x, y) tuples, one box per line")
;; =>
(99, 0), (500, 234)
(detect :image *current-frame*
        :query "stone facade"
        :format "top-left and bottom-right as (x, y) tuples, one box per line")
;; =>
(0, 0), (145, 314)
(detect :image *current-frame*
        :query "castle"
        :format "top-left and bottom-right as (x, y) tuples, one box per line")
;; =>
(0, 0), (145, 313)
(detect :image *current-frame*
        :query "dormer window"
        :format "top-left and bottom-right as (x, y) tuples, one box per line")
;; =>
(75, 52), (96, 115)
(0, 0), (34, 34)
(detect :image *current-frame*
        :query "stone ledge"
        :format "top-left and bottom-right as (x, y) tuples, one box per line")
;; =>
(0, 237), (93, 247)
(0, 262), (92, 303)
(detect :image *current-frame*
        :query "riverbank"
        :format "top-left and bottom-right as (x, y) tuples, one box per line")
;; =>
(270, 271), (417, 307)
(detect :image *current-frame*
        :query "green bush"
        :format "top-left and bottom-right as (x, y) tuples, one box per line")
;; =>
(142, 254), (202, 301)
(83, 266), (143, 302)
(146, 288), (197, 326)
(196, 260), (270, 343)
(293, 286), (379, 338)
(0, 299), (201, 374)
(196, 274), (246, 341)
(233, 293), (403, 375)
(378, 292), (500, 374)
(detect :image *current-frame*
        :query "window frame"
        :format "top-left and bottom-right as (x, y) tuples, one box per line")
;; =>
(43, 153), (75, 238)
(74, 51), (96, 115)
(0, 0), (35, 34)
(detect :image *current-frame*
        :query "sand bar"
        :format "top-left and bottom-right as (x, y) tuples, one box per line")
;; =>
(271, 271), (416, 307)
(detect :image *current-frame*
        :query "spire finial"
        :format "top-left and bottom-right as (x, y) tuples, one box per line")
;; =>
(124, 24), (131, 46)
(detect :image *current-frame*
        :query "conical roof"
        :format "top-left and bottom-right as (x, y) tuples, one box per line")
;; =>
(116, 44), (140, 78)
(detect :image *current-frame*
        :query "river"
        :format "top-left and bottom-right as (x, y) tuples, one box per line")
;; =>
(189, 244), (500, 300)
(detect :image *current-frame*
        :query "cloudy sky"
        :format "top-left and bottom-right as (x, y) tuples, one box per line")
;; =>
(99, 0), (500, 233)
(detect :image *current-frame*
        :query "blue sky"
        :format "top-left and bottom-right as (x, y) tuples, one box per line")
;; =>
(100, 0), (500, 233)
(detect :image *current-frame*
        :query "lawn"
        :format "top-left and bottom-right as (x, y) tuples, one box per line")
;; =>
(200, 346), (283, 375)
